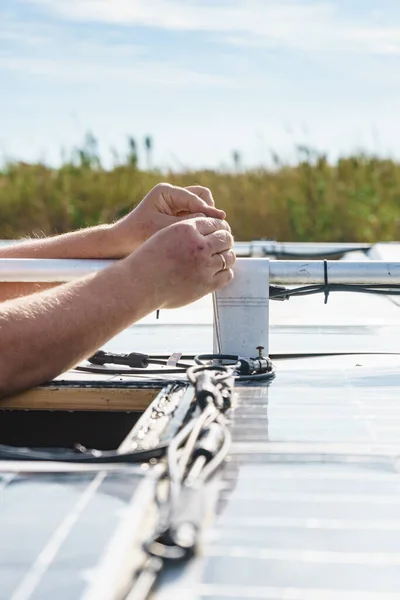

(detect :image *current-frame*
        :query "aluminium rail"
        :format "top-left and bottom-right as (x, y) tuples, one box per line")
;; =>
(0, 258), (399, 284)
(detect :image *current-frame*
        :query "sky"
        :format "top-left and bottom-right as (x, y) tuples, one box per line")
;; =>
(1, 0), (400, 169)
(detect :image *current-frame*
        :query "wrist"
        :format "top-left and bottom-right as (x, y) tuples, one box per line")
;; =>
(89, 223), (135, 259)
(107, 218), (143, 258)
(79, 223), (116, 258)
(122, 245), (166, 310)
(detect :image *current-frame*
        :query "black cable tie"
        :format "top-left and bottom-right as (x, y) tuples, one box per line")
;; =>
(323, 259), (329, 304)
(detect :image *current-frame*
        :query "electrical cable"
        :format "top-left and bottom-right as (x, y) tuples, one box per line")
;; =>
(262, 245), (372, 259)
(76, 350), (192, 375)
(196, 414), (232, 483)
(126, 363), (236, 600)
(75, 365), (188, 375)
(0, 355), (273, 465)
(0, 443), (168, 463)
(270, 283), (400, 302)
(75, 352), (276, 381)
(0, 381), (188, 464)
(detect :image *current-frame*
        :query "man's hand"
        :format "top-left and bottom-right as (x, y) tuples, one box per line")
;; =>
(109, 183), (226, 257)
(0, 182), (230, 303)
(127, 215), (236, 309)
(0, 214), (235, 397)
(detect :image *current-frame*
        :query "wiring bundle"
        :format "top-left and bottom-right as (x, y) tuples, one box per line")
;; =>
(124, 363), (235, 600)
(76, 350), (275, 381)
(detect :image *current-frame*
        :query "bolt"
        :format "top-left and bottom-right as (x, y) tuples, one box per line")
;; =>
(256, 346), (264, 358)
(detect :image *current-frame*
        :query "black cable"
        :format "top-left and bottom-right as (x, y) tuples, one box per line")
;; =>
(270, 282), (400, 301)
(193, 354), (275, 382)
(262, 245), (372, 259)
(0, 355), (274, 475)
(0, 442), (168, 463)
(84, 350), (192, 373)
(197, 414), (231, 483)
(75, 365), (188, 375)
(76, 353), (275, 381)
(323, 259), (329, 304)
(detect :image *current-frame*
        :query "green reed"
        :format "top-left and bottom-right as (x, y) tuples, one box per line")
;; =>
(1, 136), (398, 242)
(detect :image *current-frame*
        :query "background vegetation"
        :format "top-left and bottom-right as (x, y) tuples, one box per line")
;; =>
(1, 134), (399, 241)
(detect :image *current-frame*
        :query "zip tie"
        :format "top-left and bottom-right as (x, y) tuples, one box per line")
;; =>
(323, 259), (329, 304)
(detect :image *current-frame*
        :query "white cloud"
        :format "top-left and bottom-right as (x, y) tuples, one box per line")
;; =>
(0, 10), (48, 46)
(23, 0), (336, 38)
(0, 9), (231, 85)
(24, 0), (400, 55)
(0, 53), (231, 85)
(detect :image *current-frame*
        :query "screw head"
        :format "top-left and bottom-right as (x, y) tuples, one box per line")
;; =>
(256, 345), (264, 357)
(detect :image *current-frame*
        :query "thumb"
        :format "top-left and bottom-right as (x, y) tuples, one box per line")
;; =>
(169, 187), (226, 219)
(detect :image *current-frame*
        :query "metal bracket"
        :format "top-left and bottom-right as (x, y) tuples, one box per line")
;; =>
(213, 258), (270, 357)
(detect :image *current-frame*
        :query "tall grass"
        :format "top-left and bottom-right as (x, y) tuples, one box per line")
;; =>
(1, 137), (399, 241)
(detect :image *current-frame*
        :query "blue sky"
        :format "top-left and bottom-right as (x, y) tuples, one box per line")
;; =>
(1, 0), (400, 169)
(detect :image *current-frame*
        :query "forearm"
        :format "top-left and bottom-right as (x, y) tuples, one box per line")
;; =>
(0, 255), (159, 398)
(0, 225), (119, 301)
(0, 225), (115, 259)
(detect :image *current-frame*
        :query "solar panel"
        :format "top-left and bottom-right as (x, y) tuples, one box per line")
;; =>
(152, 356), (400, 600)
(3, 246), (400, 599)
(0, 469), (144, 600)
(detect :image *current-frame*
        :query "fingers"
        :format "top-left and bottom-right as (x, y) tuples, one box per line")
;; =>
(176, 211), (206, 221)
(192, 216), (231, 236)
(178, 188), (225, 219)
(212, 249), (236, 272)
(214, 268), (234, 288)
(206, 230), (234, 255)
(185, 185), (215, 207)
(162, 184), (225, 219)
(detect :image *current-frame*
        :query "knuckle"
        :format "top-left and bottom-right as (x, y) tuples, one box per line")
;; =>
(201, 186), (215, 204)
(200, 186), (212, 196)
(224, 269), (234, 284)
(210, 217), (223, 229)
(214, 268), (233, 290)
(155, 182), (173, 193)
(189, 184), (210, 193)
(212, 218), (230, 232)
(223, 220), (232, 233)
(218, 230), (234, 246)
(227, 249), (236, 263)
(221, 229), (233, 241)
(177, 224), (206, 256)
(176, 221), (195, 237)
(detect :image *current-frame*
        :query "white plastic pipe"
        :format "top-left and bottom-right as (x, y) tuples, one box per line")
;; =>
(0, 258), (399, 284)
(0, 259), (113, 281)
